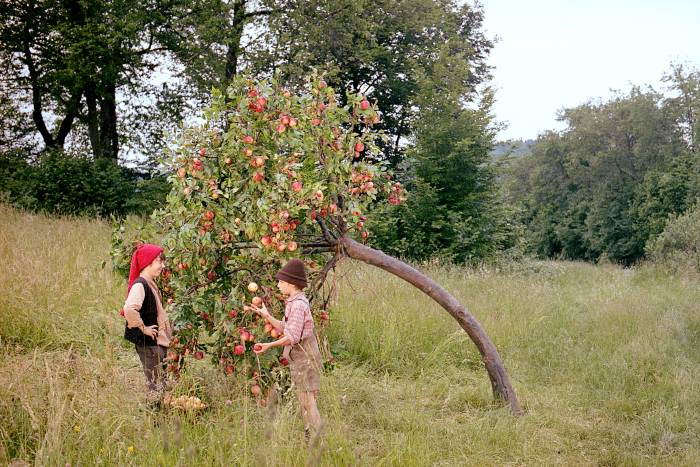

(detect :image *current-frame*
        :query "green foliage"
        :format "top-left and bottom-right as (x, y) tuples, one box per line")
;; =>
(368, 82), (523, 264)
(268, 0), (496, 168)
(0, 150), (167, 217)
(645, 200), (700, 272)
(111, 73), (398, 390)
(508, 69), (700, 264)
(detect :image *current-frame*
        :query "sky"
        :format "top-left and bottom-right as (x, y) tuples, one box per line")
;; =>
(480, 0), (700, 141)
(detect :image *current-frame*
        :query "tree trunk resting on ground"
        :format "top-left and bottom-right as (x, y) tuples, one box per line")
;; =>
(339, 234), (524, 416)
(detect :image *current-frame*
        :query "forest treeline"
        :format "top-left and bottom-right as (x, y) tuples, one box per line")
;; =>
(507, 64), (700, 265)
(1, 0), (698, 265)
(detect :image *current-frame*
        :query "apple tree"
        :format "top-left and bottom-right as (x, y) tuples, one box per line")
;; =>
(111, 72), (523, 414)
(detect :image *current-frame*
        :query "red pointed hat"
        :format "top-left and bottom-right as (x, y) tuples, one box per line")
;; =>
(127, 244), (163, 295)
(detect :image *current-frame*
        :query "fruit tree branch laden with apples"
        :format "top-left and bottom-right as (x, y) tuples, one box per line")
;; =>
(111, 72), (522, 415)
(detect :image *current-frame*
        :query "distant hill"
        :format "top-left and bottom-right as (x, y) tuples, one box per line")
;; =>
(491, 139), (536, 159)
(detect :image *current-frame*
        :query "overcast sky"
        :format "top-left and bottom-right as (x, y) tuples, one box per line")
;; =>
(480, 0), (700, 142)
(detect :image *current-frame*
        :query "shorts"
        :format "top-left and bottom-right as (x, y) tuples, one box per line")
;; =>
(285, 333), (323, 392)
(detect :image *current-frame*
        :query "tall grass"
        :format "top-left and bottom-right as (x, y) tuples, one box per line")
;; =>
(2, 203), (700, 465)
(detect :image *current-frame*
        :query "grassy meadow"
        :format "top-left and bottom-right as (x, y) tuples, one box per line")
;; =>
(1, 202), (700, 466)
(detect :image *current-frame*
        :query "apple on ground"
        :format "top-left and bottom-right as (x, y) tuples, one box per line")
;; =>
(194, 351), (204, 360)
(225, 365), (235, 374)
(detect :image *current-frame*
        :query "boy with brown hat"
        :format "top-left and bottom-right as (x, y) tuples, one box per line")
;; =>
(252, 258), (323, 438)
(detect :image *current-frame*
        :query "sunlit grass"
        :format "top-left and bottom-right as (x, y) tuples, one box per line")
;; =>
(2, 203), (700, 465)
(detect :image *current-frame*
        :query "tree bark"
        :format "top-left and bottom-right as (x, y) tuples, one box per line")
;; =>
(339, 234), (523, 416)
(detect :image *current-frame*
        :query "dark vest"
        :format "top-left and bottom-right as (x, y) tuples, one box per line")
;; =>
(124, 277), (160, 346)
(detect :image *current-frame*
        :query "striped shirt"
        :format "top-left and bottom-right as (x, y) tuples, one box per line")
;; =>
(282, 292), (314, 345)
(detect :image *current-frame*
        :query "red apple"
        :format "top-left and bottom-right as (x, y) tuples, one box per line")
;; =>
(225, 365), (235, 374)
(312, 118), (320, 125)
(287, 241), (297, 252)
(240, 330), (251, 341)
(252, 296), (262, 306)
(321, 312), (329, 320)
(195, 351), (204, 360)
(261, 236), (272, 246)
(280, 115), (290, 125)
(243, 148), (253, 157)
(183, 187), (191, 195)
(270, 329), (280, 338)
(276, 123), (286, 133)
(315, 190), (323, 198)
(207, 271), (216, 280)
(279, 358), (289, 366)
(360, 100), (370, 110)
(292, 181), (302, 191)
(204, 210), (214, 219)
(254, 344), (263, 352)
(253, 172), (263, 182)
(257, 97), (267, 106)
(355, 142), (365, 152)
(229, 309), (237, 317)
(167, 298), (174, 305)
(276, 243), (286, 252)
(289, 118), (298, 127)
(319, 80), (327, 87)
(244, 135), (254, 144)
(283, 90), (291, 98)
(251, 385), (261, 395)
(177, 168), (186, 178)
(249, 89), (258, 97)
(234, 345), (245, 355)
(225, 157), (232, 164)
(264, 323), (273, 333)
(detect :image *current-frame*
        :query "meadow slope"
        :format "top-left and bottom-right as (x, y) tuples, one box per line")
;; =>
(1, 203), (700, 466)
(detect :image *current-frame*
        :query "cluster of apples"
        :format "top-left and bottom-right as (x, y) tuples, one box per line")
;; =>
(163, 394), (207, 411)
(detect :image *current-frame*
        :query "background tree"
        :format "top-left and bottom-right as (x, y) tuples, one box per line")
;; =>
(507, 66), (700, 264)
(266, 0), (495, 168)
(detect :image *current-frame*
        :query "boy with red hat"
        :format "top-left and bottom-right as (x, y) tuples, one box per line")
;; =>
(252, 258), (323, 439)
(122, 244), (172, 405)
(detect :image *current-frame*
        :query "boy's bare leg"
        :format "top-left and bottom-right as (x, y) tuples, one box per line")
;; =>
(299, 391), (321, 436)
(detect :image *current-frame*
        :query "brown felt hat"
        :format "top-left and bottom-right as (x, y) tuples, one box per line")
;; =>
(274, 258), (308, 289)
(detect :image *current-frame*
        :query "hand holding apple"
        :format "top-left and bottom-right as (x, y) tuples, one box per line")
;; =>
(253, 342), (271, 355)
(249, 302), (270, 320)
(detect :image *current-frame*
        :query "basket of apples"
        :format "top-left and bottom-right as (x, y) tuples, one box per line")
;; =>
(163, 394), (208, 411)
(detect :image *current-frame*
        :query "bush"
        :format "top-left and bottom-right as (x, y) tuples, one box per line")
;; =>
(0, 150), (168, 217)
(645, 200), (700, 271)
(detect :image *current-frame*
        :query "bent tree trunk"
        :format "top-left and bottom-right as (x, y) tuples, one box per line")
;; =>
(339, 234), (523, 416)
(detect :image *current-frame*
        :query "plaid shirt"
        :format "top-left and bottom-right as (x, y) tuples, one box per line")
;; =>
(282, 292), (314, 345)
